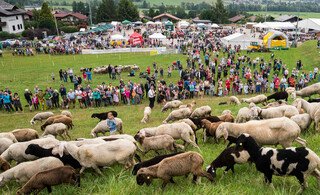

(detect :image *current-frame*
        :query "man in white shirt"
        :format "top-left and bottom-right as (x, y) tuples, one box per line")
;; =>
(148, 85), (156, 109)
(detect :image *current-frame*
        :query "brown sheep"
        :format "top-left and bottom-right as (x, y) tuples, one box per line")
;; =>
(16, 166), (80, 195)
(11, 129), (39, 142)
(201, 119), (223, 143)
(0, 156), (10, 171)
(40, 115), (66, 130)
(41, 115), (73, 131)
(218, 113), (234, 122)
(136, 151), (213, 189)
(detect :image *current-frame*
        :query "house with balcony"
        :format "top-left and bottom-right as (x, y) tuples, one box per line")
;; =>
(0, 0), (26, 34)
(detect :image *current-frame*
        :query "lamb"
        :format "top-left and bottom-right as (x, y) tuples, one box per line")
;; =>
(161, 100), (183, 112)
(292, 98), (320, 131)
(0, 138), (14, 154)
(11, 128), (39, 142)
(0, 157), (63, 186)
(141, 107), (152, 123)
(179, 100), (196, 109)
(241, 94), (267, 104)
(229, 96), (241, 105)
(162, 107), (192, 124)
(201, 119), (223, 143)
(250, 105), (299, 119)
(0, 136), (60, 163)
(16, 166), (80, 195)
(135, 135), (184, 155)
(0, 132), (17, 143)
(58, 139), (137, 175)
(40, 115), (68, 130)
(236, 133), (320, 192)
(189, 116), (221, 131)
(206, 146), (251, 178)
(235, 107), (256, 123)
(91, 111), (118, 121)
(61, 110), (72, 118)
(290, 114), (312, 132)
(91, 117), (123, 137)
(218, 113), (234, 122)
(264, 100), (288, 108)
(132, 152), (182, 175)
(215, 117), (306, 148)
(190, 106), (212, 118)
(30, 112), (54, 125)
(136, 151), (213, 189)
(267, 91), (288, 102)
(43, 123), (71, 140)
(25, 144), (81, 169)
(135, 122), (199, 150)
(0, 156), (10, 171)
(292, 82), (320, 99)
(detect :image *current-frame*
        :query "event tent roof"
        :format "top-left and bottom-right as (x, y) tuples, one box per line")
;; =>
(149, 33), (166, 39)
(211, 23), (219, 28)
(111, 34), (125, 40)
(298, 18), (320, 32)
(263, 22), (296, 30)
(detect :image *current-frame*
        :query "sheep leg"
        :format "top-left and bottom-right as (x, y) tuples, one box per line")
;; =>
(311, 170), (320, 188)
(197, 171), (214, 182)
(170, 178), (175, 183)
(295, 172), (306, 192)
(295, 137), (307, 147)
(80, 167), (86, 174)
(92, 165), (103, 175)
(65, 131), (71, 140)
(203, 130), (207, 143)
(161, 179), (169, 190)
(59, 134), (66, 140)
(46, 186), (52, 193)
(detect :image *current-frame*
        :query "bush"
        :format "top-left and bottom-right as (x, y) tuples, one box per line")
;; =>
(60, 26), (78, 34)
(0, 31), (17, 40)
(21, 29), (52, 40)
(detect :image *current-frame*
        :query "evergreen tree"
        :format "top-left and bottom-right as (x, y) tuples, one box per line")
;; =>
(117, 0), (139, 21)
(214, 0), (228, 24)
(39, 2), (55, 31)
(96, 0), (117, 22)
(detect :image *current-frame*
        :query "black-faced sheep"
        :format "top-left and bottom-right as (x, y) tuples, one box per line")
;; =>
(132, 152), (183, 175)
(11, 128), (39, 142)
(30, 112), (54, 125)
(267, 91), (288, 102)
(91, 111), (118, 121)
(236, 133), (320, 192)
(16, 166), (80, 195)
(206, 146), (251, 178)
(136, 151), (213, 189)
(25, 144), (81, 169)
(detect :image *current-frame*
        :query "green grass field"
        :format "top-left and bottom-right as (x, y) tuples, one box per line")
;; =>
(249, 11), (320, 19)
(0, 41), (320, 194)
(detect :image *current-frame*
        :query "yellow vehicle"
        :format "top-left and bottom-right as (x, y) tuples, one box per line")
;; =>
(247, 42), (268, 52)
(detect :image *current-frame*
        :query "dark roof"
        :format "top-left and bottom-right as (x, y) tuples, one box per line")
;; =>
(228, 15), (245, 23)
(0, 0), (25, 16)
(54, 12), (88, 20)
(153, 13), (181, 21)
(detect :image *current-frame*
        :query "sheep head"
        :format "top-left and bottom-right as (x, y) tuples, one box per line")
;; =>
(215, 123), (228, 140)
(206, 165), (217, 179)
(250, 107), (261, 120)
(136, 173), (153, 186)
(292, 99), (302, 111)
(30, 119), (35, 126)
(0, 160), (10, 171)
(200, 119), (209, 128)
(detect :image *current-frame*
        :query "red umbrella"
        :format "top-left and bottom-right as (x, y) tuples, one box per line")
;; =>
(129, 32), (143, 46)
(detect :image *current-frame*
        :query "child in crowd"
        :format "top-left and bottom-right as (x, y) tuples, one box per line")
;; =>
(106, 112), (117, 135)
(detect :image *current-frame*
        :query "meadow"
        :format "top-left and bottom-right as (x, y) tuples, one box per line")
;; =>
(0, 41), (320, 194)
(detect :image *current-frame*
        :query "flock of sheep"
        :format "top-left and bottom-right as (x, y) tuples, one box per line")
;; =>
(0, 82), (320, 193)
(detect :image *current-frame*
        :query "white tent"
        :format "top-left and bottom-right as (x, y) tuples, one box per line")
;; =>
(146, 21), (155, 25)
(111, 34), (126, 40)
(111, 21), (120, 26)
(211, 23), (219, 28)
(179, 21), (190, 28)
(155, 21), (162, 25)
(263, 22), (295, 30)
(149, 33), (166, 39)
(298, 18), (320, 33)
(253, 22), (269, 29)
(197, 23), (206, 27)
(221, 33), (260, 50)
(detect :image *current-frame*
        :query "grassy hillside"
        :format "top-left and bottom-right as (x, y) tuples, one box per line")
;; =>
(0, 41), (320, 194)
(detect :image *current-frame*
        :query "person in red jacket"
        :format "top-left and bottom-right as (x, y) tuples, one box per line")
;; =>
(225, 78), (231, 92)
(146, 66), (151, 75)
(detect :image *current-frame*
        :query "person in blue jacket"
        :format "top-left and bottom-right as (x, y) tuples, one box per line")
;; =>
(3, 92), (14, 112)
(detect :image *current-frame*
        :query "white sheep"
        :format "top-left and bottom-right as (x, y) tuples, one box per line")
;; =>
(0, 157), (63, 186)
(235, 107), (255, 123)
(141, 107), (152, 123)
(292, 98), (320, 131)
(61, 110), (72, 118)
(292, 83), (320, 99)
(215, 117), (306, 148)
(161, 100), (183, 112)
(178, 118), (197, 131)
(43, 123), (71, 140)
(248, 102), (257, 108)
(0, 132), (18, 143)
(0, 138), (14, 155)
(290, 114), (312, 132)
(0, 136), (60, 163)
(190, 106), (212, 118)
(241, 94), (267, 104)
(30, 112), (54, 125)
(250, 105), (299, 119)
(163, 108), (192, 124)
(136, 135), (184, 154)
(264, 100), (288, 108)
(58, 139), (137, 175)
(136, 122), (199, 150)
(91, 117), (123, 137)
(179, 100), (196, 109)
(229, 96), (241, 105)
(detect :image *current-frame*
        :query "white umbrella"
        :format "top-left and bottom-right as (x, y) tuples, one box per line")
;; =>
(211, 23), (219, 28)
(149, 33), (166, 39)
(197, 23), (206, 27)
(146, 21), (155, 25)
(111, 34), (125, 40)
